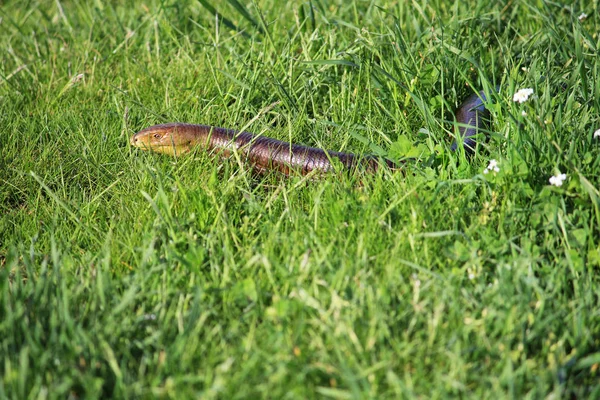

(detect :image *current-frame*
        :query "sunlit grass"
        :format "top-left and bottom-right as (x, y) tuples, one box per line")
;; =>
(1, 0), (599, 398)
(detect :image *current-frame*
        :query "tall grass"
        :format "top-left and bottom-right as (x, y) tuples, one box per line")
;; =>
(1, 0), (599, 398)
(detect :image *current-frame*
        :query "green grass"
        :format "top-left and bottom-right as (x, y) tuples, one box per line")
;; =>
(1, 0), (600, 398)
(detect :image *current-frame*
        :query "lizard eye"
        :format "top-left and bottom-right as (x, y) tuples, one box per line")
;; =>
(153, 133), (161, 139)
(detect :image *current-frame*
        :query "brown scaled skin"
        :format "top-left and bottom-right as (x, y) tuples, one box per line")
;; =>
(130, 90), (491, 175)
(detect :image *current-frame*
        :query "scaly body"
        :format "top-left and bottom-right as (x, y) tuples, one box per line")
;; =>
(130, 91), (491, 175)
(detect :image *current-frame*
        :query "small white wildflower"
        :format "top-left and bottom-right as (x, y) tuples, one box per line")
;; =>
(521, 110), (527, 116)
(483, 159), (500, 174)
(468, 273), (475, 280)
(578, 13), (588, 22)
(594, 129), (600, 139)
(411, 273), (421, 288)
(513, 88), (534, 103)
(521, 67), (529, 72)
(549, 172), (567, 187)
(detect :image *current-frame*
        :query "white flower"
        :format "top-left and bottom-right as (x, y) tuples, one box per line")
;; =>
(468, 273), (475, 280)
(594, 129), (600, 139)
(578, 13), (588, 21)
(521, 110), (527, 116)
(549, 172), (567, 187)
(513, 88), (534, 103)
(411, 273), (421, 288)
(483, 159), (500, 174)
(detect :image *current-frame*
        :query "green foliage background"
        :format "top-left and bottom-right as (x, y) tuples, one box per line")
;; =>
(1, 0), (599, 398)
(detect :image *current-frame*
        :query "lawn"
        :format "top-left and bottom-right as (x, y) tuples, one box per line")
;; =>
(1, 0), (600, 398)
